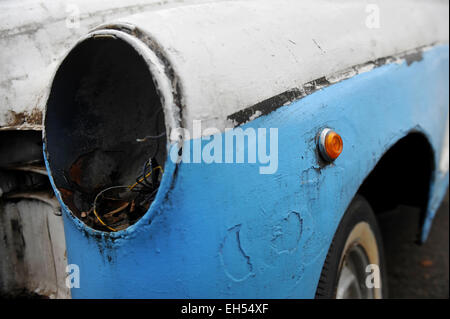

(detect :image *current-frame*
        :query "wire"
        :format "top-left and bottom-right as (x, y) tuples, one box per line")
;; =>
(128, 166), (163, 191)
(140, 160), (154, 189)
(92, 165), (164, 232)
(136, 132), (166, 143)
(93, 185), (129, 232)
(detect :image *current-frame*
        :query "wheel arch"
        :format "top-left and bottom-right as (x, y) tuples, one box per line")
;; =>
(357, 131), (435, 242)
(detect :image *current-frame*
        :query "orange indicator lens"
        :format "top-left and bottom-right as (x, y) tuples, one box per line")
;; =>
(324, 131), (343, 160)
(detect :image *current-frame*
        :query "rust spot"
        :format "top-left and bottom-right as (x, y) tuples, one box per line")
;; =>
(69, 157), (84, 187)
(59, 188), (73, 199)
(7, 108), (43, 126)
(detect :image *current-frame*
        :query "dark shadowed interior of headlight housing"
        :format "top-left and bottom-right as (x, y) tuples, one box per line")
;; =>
(45, 36), (167, 232)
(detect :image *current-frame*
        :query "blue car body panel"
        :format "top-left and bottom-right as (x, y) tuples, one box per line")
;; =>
(44, 45), (449, 298)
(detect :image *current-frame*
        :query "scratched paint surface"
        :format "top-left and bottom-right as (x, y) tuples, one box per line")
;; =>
(45, 45), (449, 298)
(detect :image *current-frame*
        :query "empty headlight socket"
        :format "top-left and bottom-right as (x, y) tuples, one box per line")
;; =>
(44, 34), (169, 232)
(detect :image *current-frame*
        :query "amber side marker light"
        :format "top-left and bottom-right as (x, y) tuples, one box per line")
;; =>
(319, 128), (343, 162)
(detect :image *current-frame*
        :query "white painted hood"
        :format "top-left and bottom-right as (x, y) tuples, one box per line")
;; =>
(2, 0), (449, 133)
(106, 0), (449, 134)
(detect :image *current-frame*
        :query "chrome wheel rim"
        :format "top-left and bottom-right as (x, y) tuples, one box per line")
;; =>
(336, 244), (374, 299)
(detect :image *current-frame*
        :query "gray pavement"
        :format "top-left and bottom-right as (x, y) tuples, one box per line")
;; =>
(378, 190), (449, 299)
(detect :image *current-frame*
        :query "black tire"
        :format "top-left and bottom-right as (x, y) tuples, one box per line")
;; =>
(315, 195), (387, 299)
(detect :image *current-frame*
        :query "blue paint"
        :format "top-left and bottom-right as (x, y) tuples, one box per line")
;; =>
(45, 45), (449, 298)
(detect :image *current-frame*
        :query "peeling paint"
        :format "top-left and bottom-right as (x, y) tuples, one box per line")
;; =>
(228, 46), (434, 126)
(403, 51), (424, 66)
(6, 109), (42, 127)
